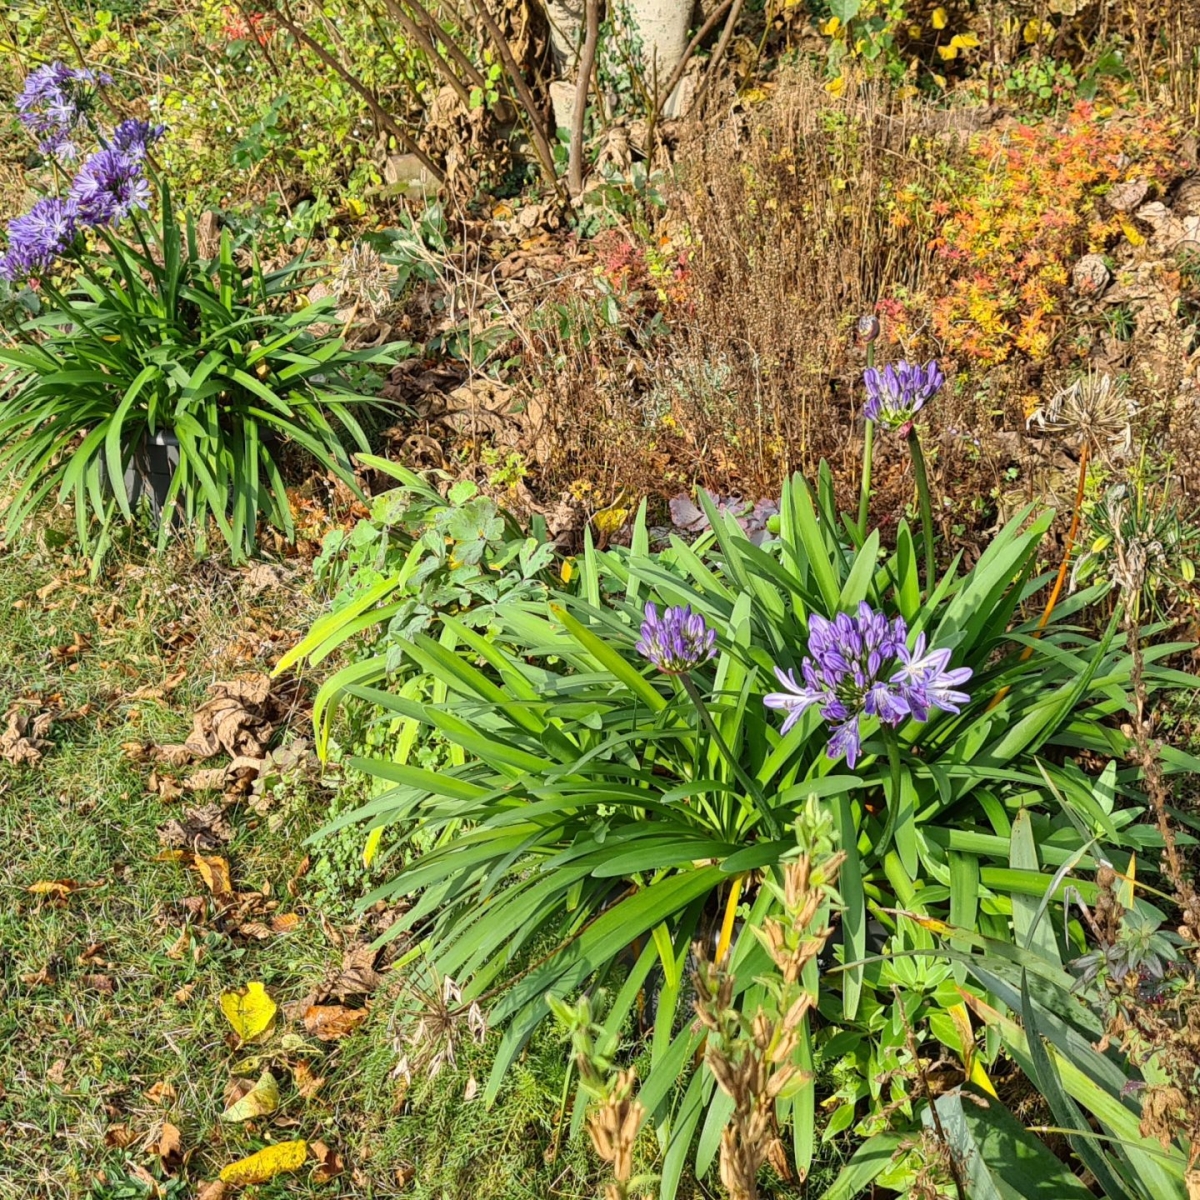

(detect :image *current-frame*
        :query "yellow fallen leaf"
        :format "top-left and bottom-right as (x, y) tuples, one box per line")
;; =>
(221, 1070), (280, 1122)
(825, 74), (846, 96)
(219, 1140), (308, 1185)
(820, 15), (840, 35)
(220, 982), (277, 1044)
(937, 43), (958, 60)
(1119, 215), (1145, 246)
(193, 854), (234, 903)
(931, 6), (948, 28)
(950, 32), (979, 49)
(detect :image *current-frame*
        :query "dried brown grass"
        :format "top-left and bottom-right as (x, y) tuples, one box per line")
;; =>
(529, 68), (986, 514)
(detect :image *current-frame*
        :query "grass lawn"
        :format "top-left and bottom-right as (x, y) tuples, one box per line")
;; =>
(0, 539), (600, 1200)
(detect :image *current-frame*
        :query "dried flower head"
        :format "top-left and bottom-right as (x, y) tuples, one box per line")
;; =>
(1027, 369), (1135, 457)
(333, 242), (397, 322)
(637, 602), (717, 674)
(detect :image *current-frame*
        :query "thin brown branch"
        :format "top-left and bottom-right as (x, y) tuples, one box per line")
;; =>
(690, 0), (746, 113)
(568, 0), (600, 199)
(462, 0), (560, 193)
(652, 0), (734, 126)
(269, 0), (445, 182)
(378, 0), (475, 107)
(404, 0), (487, 89)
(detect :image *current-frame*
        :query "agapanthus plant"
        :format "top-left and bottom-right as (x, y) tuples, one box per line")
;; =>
(0, 62), (402, 564)
(859, 354), (945, 594)
(764, 603), (971, 768)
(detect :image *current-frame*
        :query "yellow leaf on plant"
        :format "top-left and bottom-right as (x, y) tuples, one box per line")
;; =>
(931, 72), (947, 88)
(344, 197), (366, 218)
(931, 6), (948, 28)
(820, 15), (840, 35)
(221, 1070), (280, 1122)
(363, 825), (383, 868)
(1023, 18), (1043, 42)
(937, 43), (958, 60)
(825, 74), (846, 96)
(219, 1140), (308, 1185)
(220, 982), (277, 1044)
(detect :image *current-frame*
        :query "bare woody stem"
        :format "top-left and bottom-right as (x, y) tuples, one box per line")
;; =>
(568, 0), (600, 199)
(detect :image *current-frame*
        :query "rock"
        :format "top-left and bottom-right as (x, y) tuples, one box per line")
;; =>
(1073, 253), (1111, 296)
(1136, 201), (1187, 251)
(382, 154), (436, 198)
(1171, 174), (1200, 218)
(549, 80), (576, 135)
(1106, 178), (1149, 213)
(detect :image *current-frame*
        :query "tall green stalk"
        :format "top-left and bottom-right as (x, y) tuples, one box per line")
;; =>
(907, 426), (936, 595)
(857, 339), (877, 537)
(679, 672), (782, 839)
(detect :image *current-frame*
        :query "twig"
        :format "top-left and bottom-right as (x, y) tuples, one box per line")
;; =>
(568, 0), (600, 199)
(378, 0), (475, 107)
(462, 0), (561, 194)
(689, 0), (746, 114)
(404, 0), (487, 89)
(268, 0), (445, 182)
(651, 0), (734, 126)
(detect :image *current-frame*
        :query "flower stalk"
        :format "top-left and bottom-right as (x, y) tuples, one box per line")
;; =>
(907, 426), (937, 596)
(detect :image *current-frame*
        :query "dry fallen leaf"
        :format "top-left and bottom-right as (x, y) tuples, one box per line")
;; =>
(83, 973), (115, 994)
(220, 982), (278, 1044)
(302, 1004), (370, 1041)
(0, 705), (53, 763)
(318, 943), (383, 1002)
(21, 964), (56, 987)
(192, 854), (234, 905)
(221, 1070), (280, 1122)
(291, 1059), (325, 1099)
(270, 913), (300, 935)
(27, 879), (78, 900)
(159, 805), (233, 851)
(145, 1079), (177, 1104)
(195, 1183), (230, 1200)
(104, 1124), (135, 1148)
(129, 1163), (163, 1198)
(157, 1120), (183, 1166)
(173, 982), (196, 1005)
(218, 1139), (308, 1185)
(311, 1140), (344, 1183)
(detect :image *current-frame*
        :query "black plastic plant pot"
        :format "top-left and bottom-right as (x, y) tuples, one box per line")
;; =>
(100, 429), (181, 524)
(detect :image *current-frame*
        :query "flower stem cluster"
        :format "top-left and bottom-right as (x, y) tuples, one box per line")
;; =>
(764, 603), (971, 768)
(2, 64), (165, 281)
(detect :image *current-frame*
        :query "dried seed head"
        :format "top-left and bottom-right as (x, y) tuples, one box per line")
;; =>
(1027, 369), (1135, 457)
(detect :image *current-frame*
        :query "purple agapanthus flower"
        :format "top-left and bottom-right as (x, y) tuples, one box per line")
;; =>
(70, 146), (151, 225)
(0, 196), (79, 280)
(637, 602), (717, 674)
(15, 62), (109, 161)
(764, 602), (972, 768)
(863, 359), (945, 434)
(107, 118), (167, 159)
(890, 631), (972, 721)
